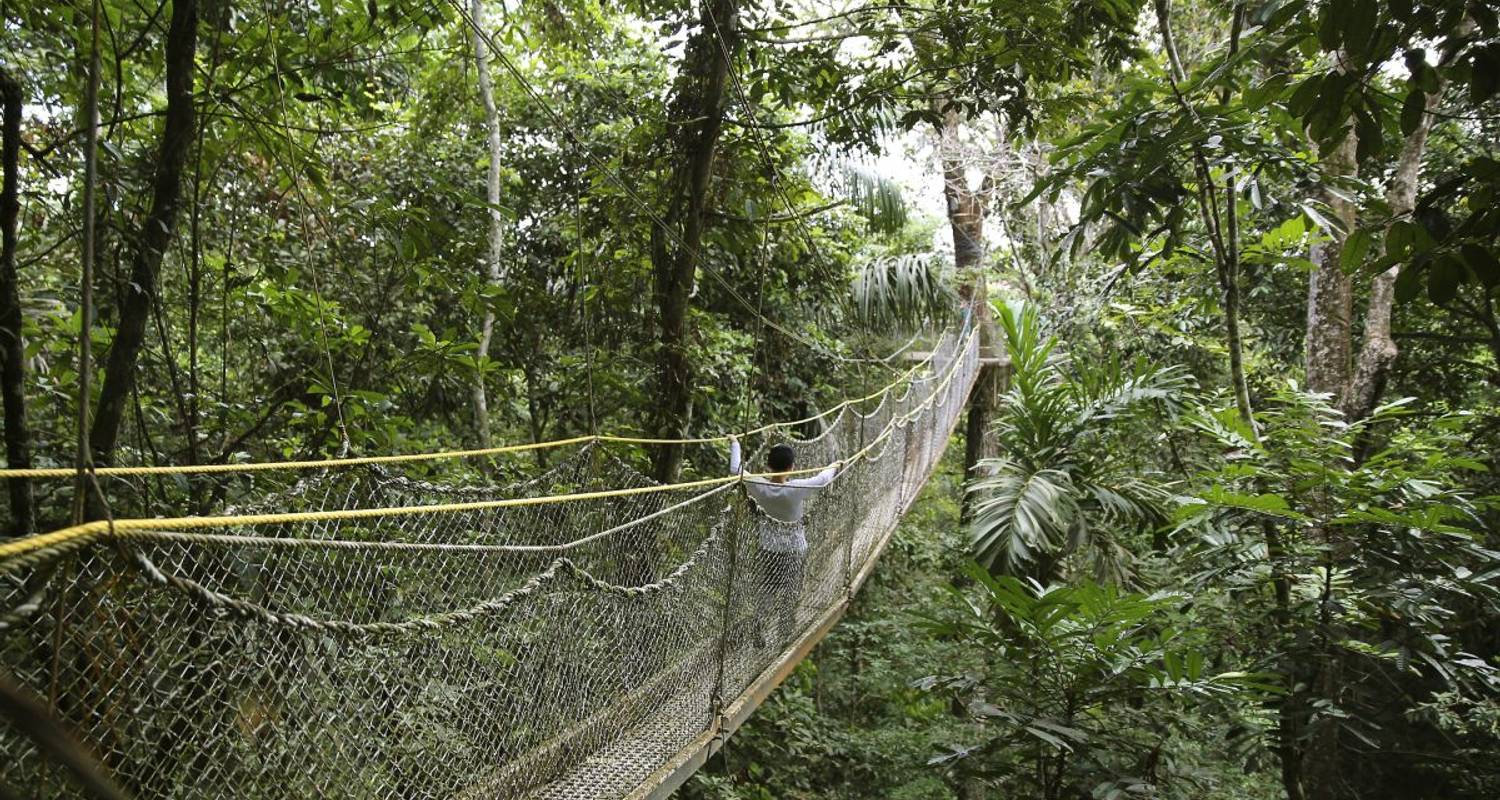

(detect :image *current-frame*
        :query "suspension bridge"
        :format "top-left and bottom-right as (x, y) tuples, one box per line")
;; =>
(0, 319), (985, 799)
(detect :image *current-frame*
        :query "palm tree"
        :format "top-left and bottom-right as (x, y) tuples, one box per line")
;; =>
(969, 303), (1192, 584)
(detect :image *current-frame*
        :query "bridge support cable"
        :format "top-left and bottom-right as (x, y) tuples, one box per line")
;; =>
(0, 328), (978, 800)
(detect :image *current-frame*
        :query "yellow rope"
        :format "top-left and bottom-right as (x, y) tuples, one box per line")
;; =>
(0, 329), (978, 560)
(0, 466), (803, 559)
(0, 334), (947, 479)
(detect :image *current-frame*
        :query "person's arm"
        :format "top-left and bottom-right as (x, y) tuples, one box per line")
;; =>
(728, 436), (742, 476)
(788, 460), (840, 488)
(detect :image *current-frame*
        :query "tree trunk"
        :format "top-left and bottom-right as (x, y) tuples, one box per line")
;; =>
(1304, 127), (1358, 397)
(936, 112), (1002, 524)
(649, 0), (739, 482)
(1155, 0), (1254, 426)
(0, 67), (35, 537)
(1299, 64), (1363, 800)
(87, 0), (198, 467)
(1344, 91), (1440, 421)
(939, 113), (987, 280)
(960, 362), (998, 526)
(470, 0), (505, 448)
(1219, 4), (1251, 426)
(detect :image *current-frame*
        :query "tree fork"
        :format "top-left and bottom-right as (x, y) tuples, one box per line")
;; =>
(0, 67), (35, 537)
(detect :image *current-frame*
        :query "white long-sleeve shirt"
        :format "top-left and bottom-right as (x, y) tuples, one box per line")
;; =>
(729, 439), (837, 552)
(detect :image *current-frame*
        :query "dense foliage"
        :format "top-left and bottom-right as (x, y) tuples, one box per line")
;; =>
(2, 0), (1497, 798)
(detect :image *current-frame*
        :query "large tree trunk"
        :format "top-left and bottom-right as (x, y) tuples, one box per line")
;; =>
(649, 0), (739, 482)
(940, 113), (987, 280)
(0, 67), (34, 537)
(1344, 92), (1441, 421)
(470, 0), (505, 447)
(1304, 128), (1358, 397)
(936, 113), (999, 524)
(87, 0), (198, 467)
(1299, 62), (1364, 800)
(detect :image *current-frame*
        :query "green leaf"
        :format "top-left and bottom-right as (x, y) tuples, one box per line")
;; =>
(1460, 244), (1500, 288)
(1427, 253), (1464, 305)
(1302, 202), (1343, 235)
(1199, 486), (1307, 520)
(1469, 156), (1500, 182)
(1317, 1), (1345, 51)
(1343, 0), (1378, 57)
(1394, 258), (1426, 303)
(1023, 725), (1073, 750)
(1245, 75), (1289, 110)
(1471, 47), (1499, 104)
(1355, 109), (1384, 162)
(1386, 219), (1433, 258)
(1288, 74), (1324, 117)
(1341, 229), (1371, 273)
(1399, 89), (1427, 136)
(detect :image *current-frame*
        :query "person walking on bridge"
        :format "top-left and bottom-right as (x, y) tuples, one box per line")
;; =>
(728, 435), (840, 650)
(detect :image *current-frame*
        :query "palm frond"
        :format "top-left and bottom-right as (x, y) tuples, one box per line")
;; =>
(1070, 362), (1195, 430)
(841, 165), (909, 234)
(970, 463), (1079, 573)
(850, 253), (954, 330)
(969, 302), (1183, 583)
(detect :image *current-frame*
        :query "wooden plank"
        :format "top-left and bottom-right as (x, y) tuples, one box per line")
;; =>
(901, 349), (1008, 367)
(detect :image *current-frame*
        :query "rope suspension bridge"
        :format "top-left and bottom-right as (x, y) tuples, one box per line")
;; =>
(1, 319), (983, 799)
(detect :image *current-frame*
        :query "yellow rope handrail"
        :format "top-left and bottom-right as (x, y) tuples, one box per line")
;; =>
(0, 329), (978, 560)
(0, 332), (950, 480)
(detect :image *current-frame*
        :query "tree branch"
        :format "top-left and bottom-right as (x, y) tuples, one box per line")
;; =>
(707, 200), (845, 223)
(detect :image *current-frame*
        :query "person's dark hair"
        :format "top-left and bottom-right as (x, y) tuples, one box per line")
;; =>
(767, 443), (796, 472)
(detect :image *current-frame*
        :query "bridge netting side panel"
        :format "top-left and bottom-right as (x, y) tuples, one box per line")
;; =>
(0, 327), (978, 800)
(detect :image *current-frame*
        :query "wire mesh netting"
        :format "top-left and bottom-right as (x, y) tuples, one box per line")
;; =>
(0, 326), (979, 800)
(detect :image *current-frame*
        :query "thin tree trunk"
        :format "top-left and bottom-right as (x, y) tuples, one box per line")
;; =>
(87, 0), (198, 469)
(470, 0), (505, 448)
(1478, 292), (1500, 375)
(960, 362), (997, 526)
(522, 362), (549, 469)
(0, 67), (35, 537)
(1220, 4), (1251, 426)
(72, 0), (102, 523)
(1264, 519), (1305, 800)
(649, 0), (739, 482)
(1344, 90), (1442, 421)
(1154, 0), (1254, 426)
(181, 8), (227, 513)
